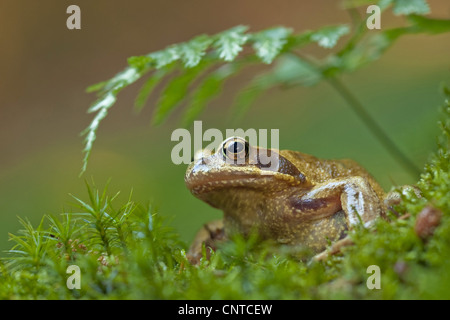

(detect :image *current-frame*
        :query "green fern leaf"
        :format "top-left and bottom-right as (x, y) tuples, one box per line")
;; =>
(152, 62), (211, 125)
(232, 55), (322, 120)
(310, 25), (350, 49)
(251, 27), (293, 64)
(149, 46), (180, 69)
(214, 25), (249, 61)
(232, 73), (274, 121)
(86, 80), (109, 93)
(183, 63), (239, 126)
(127, 55), (154, 71)
(178, 35), (213, 68)
(88, 91), (116, 114)
(273, 55), (323, 86)
(134, 67), (173, 111)
(393, 0), (430, 16)
(407, 15), (450, 34)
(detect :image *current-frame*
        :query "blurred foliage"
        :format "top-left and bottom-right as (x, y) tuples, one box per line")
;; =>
(82, 0), (450, 175)
(1, 88), (449, 299)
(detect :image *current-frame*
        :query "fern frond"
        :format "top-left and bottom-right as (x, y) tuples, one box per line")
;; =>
(81, 3), (450, 174)
(80, 24), (296, 173)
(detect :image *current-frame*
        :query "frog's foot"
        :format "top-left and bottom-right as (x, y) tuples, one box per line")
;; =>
(312, 236), (354, 262)
(338, 176), (385, 227)
(384, 185), (422, 216)
(187, 219), (225, 264)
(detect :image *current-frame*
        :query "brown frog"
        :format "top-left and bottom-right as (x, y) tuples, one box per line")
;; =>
(185, 136), (389, 262)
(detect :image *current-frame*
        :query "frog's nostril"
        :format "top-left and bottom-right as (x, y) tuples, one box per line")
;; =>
(193, 148), (212, 162)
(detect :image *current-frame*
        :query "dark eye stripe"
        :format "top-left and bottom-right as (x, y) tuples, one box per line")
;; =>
(277, 155), (306, 183)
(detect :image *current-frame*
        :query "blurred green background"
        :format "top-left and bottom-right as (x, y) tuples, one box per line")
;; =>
(0, 0), (449, 253)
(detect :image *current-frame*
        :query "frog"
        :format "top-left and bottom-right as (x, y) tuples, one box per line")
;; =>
(185, 136), (390, 263)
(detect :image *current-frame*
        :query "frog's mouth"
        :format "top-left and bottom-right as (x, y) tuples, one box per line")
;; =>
(186, 173), (276, 196)
(185, 167), (302, 197)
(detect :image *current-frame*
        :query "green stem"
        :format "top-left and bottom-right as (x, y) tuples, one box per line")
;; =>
(290, 51), (420, 177)
(326, 76), (421, 177)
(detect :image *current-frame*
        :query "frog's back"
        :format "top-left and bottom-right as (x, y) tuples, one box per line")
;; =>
(279, 150), (386, 199)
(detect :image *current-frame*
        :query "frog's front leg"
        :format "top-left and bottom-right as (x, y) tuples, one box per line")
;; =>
(187, 219), (225, 264)
(297, 176), (384, 228)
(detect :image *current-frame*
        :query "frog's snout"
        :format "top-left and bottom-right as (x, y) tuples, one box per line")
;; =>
(193, 148), (213, 162)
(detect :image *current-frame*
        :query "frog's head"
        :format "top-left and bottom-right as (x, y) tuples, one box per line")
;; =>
(185, 137), (308, 204)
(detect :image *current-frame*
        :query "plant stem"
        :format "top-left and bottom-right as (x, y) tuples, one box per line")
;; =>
(289, 50), (421, 178)
(326, 76), (421, 177)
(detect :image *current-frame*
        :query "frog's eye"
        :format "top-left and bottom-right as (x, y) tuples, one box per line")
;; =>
(222, 137), (249, 163)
